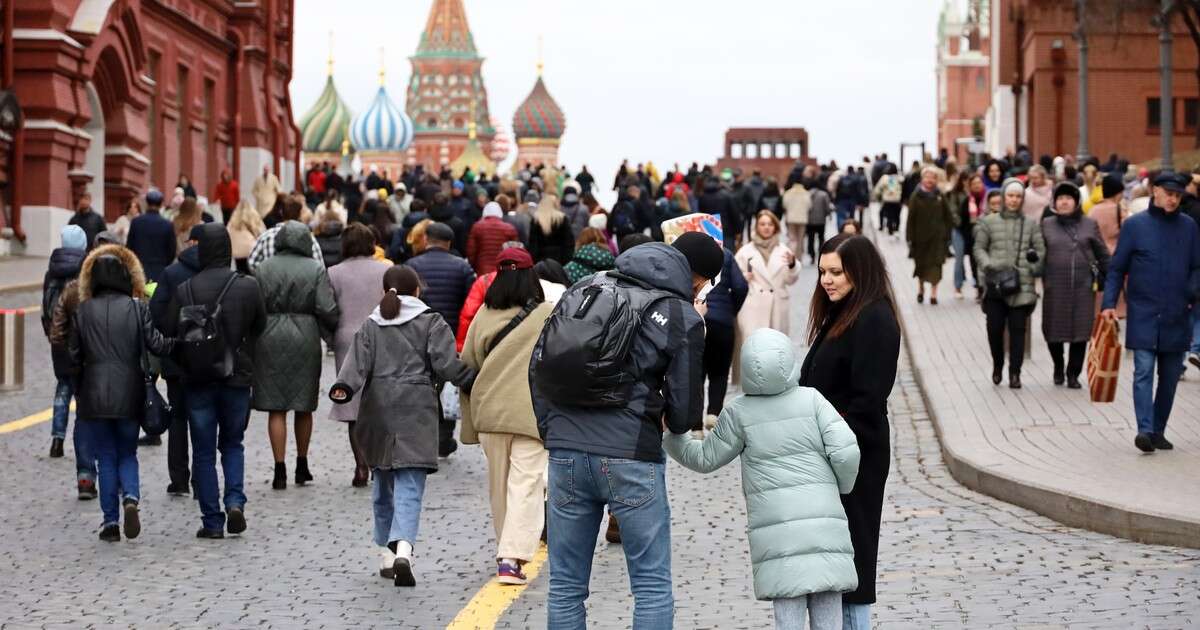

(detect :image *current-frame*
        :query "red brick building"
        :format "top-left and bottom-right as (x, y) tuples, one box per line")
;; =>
(988, 0), (1199, 162)
(0, 0), (299, 255)
(937, 0), (991, 163)
(715, 128), (814, 185)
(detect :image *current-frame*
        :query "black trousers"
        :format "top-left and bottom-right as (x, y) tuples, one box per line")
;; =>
(1047, 341), (1087, 379)
(165, 377), (190, 487)
(982, 299), (1034, 374)
(805, 224), (825, 262)
(880, 202), (902, 234)
(701, 322), (736, 422)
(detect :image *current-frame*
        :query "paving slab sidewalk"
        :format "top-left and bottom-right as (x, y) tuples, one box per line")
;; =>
(872, 212), (1200, 548)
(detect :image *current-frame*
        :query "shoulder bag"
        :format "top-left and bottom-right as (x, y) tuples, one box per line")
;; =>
(984, 215), (1025, 298)
(136, 304), (173, 436)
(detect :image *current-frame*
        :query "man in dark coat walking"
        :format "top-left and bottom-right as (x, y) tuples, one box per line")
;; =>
(1102, 172), (1200, 453)
(126, 189), (176, 282)
(68, 192), (107, 250)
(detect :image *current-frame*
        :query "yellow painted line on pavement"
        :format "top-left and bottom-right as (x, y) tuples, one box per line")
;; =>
(0, 406), (58, 434)
(446, 543), (548, 630)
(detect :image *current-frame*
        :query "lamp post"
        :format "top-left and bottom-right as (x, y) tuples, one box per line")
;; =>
(1076, 0), (1090, 162)
(1162, 0), (1176, 171)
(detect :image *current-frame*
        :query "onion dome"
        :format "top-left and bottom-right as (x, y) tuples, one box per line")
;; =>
(488, 116), (511, 163)
(512, 75), (565, 141)
(350, 85), (414, 152)
(298, 76), (353, 154)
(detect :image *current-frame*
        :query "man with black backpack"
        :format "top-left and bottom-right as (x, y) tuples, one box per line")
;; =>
(164, 223), (267, 539)
(530, 231), (723, 628)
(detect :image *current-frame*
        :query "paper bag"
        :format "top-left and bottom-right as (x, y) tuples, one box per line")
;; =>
(1086, 316), (1121, 403)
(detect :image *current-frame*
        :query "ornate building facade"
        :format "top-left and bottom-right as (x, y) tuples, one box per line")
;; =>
(0, 0), (300, 255)
(406, 0), (495, 172)
(937, 0), (990, 164)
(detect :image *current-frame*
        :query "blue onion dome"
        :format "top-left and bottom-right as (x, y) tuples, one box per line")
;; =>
(350, 85), (414, 152)
(298, 76), (353, 153)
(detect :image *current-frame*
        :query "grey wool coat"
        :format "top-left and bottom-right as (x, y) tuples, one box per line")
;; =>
(1040, 213), (1110, 343)
(327, 256), (392, 422)
(252, 221), (340, 412)
(333, 296), (475, 471)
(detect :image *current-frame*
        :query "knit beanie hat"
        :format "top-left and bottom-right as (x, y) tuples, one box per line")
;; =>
(672, 231), (724, 280)
(1101, 172), (1125, 199)
(1002, 177), (1026, 199)
(60, 225), (86, 251)
(1053, 181), (1081, 206)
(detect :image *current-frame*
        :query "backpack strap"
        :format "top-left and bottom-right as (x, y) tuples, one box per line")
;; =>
(485, 299), (539, 355)
(213, 272), (239, 309)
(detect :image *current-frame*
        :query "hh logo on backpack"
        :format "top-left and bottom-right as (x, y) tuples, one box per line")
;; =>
(650, 311), (668, 326)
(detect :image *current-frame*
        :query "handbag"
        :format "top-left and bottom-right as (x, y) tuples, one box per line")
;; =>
(984, 216), (1024, 298)
(136, 311), (173, 436)
(1087, 316), (1122, 403)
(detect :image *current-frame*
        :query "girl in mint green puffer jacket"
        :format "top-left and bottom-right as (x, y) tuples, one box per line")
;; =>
(665, 328), (860, 630)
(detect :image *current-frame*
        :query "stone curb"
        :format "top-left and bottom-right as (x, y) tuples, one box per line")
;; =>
(870, 223), (1200, 550)
(0, 281), (40, 296)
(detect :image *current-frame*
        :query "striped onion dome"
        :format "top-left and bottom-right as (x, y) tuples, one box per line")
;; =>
(512, 76), (565, 141)
(350, 86), (414, 152)
(298, 76), (353, 153)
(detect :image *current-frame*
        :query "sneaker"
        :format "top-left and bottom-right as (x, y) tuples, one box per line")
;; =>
(98, 524), (120, 542)
(122, 499), (140, 540)
(137, 434), (162, 446)
(393, 542), (416, 587)
(379, 547), (397, 579)
(1134, 433), (1156, 453)
(497, 561), (528, 586)
(77, 479), (98, 500)
(438, 440), (459, 458)
(196, 527), (225, 539)
(49, 437), (64, 458)
(166, 482), (190, 497)
(226, 507), (246, 535)
(1151, 434), (1174, 451)
(1189, 352), (1200, 370)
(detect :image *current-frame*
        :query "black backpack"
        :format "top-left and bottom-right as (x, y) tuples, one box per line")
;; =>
(177, 273), (239, 381)
(531, 271), (677, 407)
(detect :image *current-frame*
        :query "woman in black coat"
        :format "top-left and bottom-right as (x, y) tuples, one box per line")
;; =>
(798, 233), (901, 629)
(69, 244), (174, 542)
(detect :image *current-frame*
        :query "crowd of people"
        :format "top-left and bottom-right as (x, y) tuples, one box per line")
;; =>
(41, 143), (1199, 629)
(893, 148), (1200, 454)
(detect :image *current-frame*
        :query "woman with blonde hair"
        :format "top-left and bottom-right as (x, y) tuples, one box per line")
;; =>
(111, 198), (142, 245)
(527, 194), (574, 264)
(227, 200), (264, 274)
(173, 198), (205, 255)
(406, 219), (433, 257)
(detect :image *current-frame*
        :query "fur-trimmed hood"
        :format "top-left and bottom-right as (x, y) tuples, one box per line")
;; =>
(79, 244), (147, 301)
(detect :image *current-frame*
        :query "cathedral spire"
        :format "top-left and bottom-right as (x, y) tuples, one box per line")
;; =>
(378, 47), (386, 86)
(415, 0), (478, 58)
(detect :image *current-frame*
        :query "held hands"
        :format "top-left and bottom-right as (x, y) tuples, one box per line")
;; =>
(1100, 309), (1118, 321)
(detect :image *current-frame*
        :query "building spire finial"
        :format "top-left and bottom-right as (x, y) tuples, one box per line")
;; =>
(378, 47), (386, 86)
(537, 35), (544, 77)
(327, 31), (334, 77)
(468, 100), (477, 140)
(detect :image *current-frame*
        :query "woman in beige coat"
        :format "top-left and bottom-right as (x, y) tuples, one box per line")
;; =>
(459, 247), (553, 586)
(735, 211), (800, 337)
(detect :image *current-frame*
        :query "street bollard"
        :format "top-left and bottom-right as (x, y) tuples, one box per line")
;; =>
(0, 309), (24, 391)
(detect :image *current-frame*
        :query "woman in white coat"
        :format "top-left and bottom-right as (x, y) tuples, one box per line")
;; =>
(735, 211), (800, 337)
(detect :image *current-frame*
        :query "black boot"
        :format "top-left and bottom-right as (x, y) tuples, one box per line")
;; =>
(992, 366), (1003, 386)
(1067, 375), (1083, 390)
(1053, 365), (1065, 386)
(1009, 371), (1022, 389)
(49, 437), (64, 458)
(272, 463), (287, 490)
(295, 457), (313, 486)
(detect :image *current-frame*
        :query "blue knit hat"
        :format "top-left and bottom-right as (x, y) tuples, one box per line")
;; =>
(60, 225), (86, 251)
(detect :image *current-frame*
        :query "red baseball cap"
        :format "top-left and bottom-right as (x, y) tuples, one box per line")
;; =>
(495, 247), (534, 270)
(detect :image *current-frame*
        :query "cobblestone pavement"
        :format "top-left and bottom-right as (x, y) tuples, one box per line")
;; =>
(2, 253), (1199, 628)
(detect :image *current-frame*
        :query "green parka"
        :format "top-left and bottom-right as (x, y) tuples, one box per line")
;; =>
(973, 206), (1047, 308)
(252, 221), (339, 411)
(664, 328), (860, 600)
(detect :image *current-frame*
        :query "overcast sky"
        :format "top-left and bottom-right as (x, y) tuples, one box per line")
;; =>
(291, 0), (944, 190)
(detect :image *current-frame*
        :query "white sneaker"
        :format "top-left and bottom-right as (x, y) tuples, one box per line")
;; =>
(1189, 352), (1200, 371)
(379, 546), (396, 579)
(703, 414), (719, 430)
(392, 541), (415, 587)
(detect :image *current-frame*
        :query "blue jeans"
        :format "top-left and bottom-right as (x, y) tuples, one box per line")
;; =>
(835, 201), (855, 230)
(1132, 350), (1186, 436)
(82, 418), (140, 526)
(52, 378), (96, 481)
(372, 468), (428, 547)
(187, 383), (250, 530)
(1190, 308), (1200, 355)
(951, 229), (967, 290)
(843, 603), (870, 630)
(547, 449), (673, 630)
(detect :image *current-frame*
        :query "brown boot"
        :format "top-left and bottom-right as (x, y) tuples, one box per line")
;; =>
(605, 514), (621, 544)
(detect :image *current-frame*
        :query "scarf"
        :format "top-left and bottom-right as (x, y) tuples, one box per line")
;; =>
(752, 231), (779, 262)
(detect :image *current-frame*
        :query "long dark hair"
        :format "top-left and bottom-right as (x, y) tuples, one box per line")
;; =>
(807, 234), (897, 344)
(379, 265), (421, 319)
(484, 268), (544, 310)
